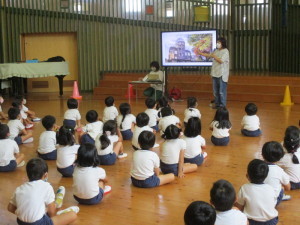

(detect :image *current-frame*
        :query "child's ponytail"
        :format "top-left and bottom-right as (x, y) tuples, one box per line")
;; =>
(57, 126), (75, 146)
(283, 126), (300, 164)
(119, 103), (131, 130)
(100, 131), (111, 150)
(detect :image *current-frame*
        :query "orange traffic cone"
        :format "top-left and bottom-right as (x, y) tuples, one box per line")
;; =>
(71, 81), (82, 100)
(125, 83), (136, 99)
(280, 85), (293, 106)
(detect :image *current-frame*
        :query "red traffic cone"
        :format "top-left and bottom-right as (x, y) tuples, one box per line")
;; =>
(71, 81), (82, 100)
(125, 83), (136, 99)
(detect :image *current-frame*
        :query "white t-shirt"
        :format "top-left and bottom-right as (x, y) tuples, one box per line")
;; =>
(237, 183), (278, 222)
(0, 139), (19, 166)
(132, 126), (153, 149)
(277, 152), (300, 183)
(158, 115), (180, 135)
(161, 139), (186, 164)
(64, 109), (81, 121)
(117, 114), (136, 131)
(182, 135), (205, 158)
(131, 150), (160, 180)
(264, 164), (290, 197)
(10, 180), (55, 223)
(95, 134), (119, 155)
(241, 115), (260, 131)
(56, 145), (79, 168)
(103, 106), (118, 122)
(38, 131), (56, 154)
(22, 105), (29, 112)
(73, 166), (106, 199)
(211, 48), (230, 82)
(216, 209), (248, 225)
(20, 109), (27, 120)
(82, 121), (103, 140)
(145, 108), (159, 127)
(8, 119), (25, 139)
(184, 108), (201, 123)
(210, 121), (231, 138)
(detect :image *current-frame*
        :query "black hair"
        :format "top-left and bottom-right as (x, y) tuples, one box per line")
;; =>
(187, 97), (197, 108)
(86, 110), (98, 123)
(15, 95), (24, 101)
(283, 126), (300, 164)
(217, 37), (227, 49)
(8, 107), (20, 120)
(26, 158), (48, 181)
(210, 179), (236, 212)
(262, 141), (284, 163)
(67, 98), (78, 109)
(247, 159), (269, 184)
(42, 115), (56, 131)
(75, 143), (99, 167)
(161, 107), (173, 118)
(145, 98), (156, 109)
(11, 100), (22, 109)
(184, 201), (216, 225)
(119, 103), (131, 129)
(184, 117), (201, 138)
(212, 107), (231, 129)
(138, 130), (155, 150)
(157, 96), (169, 109)
(0, 124), (9, 139)
(162, 124), (181, 140)
(105, 96), (114, 107)
(56, 126), (75, 146)
(245, 103), (257, 116)
(150, 61), (160, 71)
(136, 112), (149, 127)
(99, 120), (117, 150)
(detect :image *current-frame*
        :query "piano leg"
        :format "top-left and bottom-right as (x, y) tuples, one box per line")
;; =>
(55, 75), (66, 96)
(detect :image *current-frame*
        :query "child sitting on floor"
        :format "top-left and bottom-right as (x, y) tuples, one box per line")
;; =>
(144, 98), (159, 131)
(102, 96), (119, 123)
(210, 107), (231, 146)
(241, 103), (262, 137)
(116, 103), (136, 140)
(184, 201), (216, 225)
(158, 106), (181, 135)
(63, 98), (81, 129)
(80, 110), (103, 145)
(184, 97), (201, 127)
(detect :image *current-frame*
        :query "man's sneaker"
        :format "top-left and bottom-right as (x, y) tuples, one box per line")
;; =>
(17, 160), (25, 167)
(23, 137), (34, 144)
(57, 206), (80, 215)
(32, 117), (41, 122)
(55, 186), (66, 208)
(118, 153), (128, 159)
(203, 152), (208, 159)
(282, 194), (291, 201)
(25, 124), (34, 129)
(103, 185), (112, 195)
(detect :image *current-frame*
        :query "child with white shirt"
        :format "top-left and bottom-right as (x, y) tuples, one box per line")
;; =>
(12, 100), (34, 129)
(7, 158), (79, 225)
(63, 98), (81, 129)
(95, 120), (127, 165)
(73, 143), (111, 205)
(183, 117), (207, 166)
(132, 112), (154, 150)
(117, 103), (136, 140)
(262, 141), (291, 204)
(277, 126), (300, 190)
(145, 98), (159, 131)
(103, 96), (118, 122)
(16, 95), (40, 121)
(7, 107), (33, 145)
(38, 115), (58, 160)
(158, 106), (181, 135)
(184, 201), (216, 225)
(160, 125), (197, 177)
(210, 179), (248, 225)
(210, 107), (231, 146)
(0, 124), (25, 172)
(241, 103), (262, 137)
(131, 131), (174, 188)
(235, 159), (278, 225)
(56, 126), (80, 177)
(80, 110), (103, 145)
(184, 97), (201, 127)
(0, 95), (8, 119)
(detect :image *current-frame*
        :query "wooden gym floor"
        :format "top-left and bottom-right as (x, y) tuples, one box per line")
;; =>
(0, 92), (300, 225)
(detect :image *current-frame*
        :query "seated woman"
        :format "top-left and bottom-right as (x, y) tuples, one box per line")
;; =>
(143, 61), (164, 101)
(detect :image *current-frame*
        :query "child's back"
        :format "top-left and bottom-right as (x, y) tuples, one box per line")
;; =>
(103, 96), (118, 122)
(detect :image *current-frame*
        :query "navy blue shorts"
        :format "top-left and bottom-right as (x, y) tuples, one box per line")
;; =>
(63, 119), (76, 129)
(38, 150), (57, 160)
(121, 129), (133, 140)
(151, 124), (159, 132)
(98, 153), (117, 165)
(80, 133), (95, 145)
(184, 154), (204, 166)
(276, 189), (284, 205)
(211, 136), (230, 146)
(57, 164), (74, 177)
(17, 214), (53, 225)
(74, 187), (104, 205)
(160, 161), (179, 176)
(131, 175), (160, 188)
(0, 160), (17, 172)
(14, 136), (22, 145)
(290, 181), (300, 190)
(248, 217), (278, 225)
(241, 129), (262, 137)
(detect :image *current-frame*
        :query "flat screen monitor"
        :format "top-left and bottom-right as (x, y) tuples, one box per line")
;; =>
(161, 30), (217, 67)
